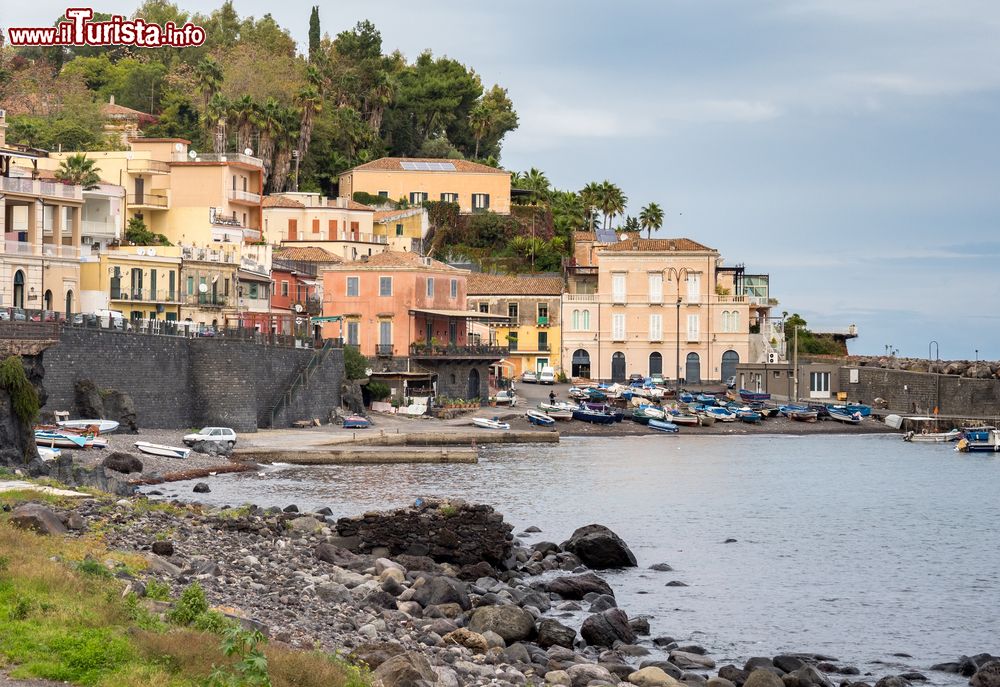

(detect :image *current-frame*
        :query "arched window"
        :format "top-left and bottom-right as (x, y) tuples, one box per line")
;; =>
(572, 309), (580, 330)
(12, 270), (25, 309)
(648, 352), (663, 376)
(722, 311), (731, 332)
(582, 310), (590, 330)
(731, 310), (740, 332)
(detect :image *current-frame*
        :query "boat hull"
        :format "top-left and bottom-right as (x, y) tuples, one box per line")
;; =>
(648, 419), (679, 433)
(57, 419), (119, 434)
(343, 416), (370, 429)
(134, 442), (191, 459)
(473, 418), (510, 430)
(526, 411), (556, 427)
(572, 409), (615, 425)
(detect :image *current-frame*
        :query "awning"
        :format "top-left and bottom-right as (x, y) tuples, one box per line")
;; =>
(237, 270), (272, 283)
(409, 307), (509, 322)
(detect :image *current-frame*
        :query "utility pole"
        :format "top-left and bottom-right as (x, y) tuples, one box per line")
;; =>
(792, 325), (799, 402)
(675, 295), (681, 389)
(293, 150), (300, 192)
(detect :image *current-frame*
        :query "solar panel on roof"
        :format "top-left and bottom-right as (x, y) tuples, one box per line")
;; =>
(399, 160), (456, 171)
(595, 228), (618, 243)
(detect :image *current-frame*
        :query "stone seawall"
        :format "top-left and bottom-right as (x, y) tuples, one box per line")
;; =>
(840, 366), (1000, 416)
(40, 328), (345, 431)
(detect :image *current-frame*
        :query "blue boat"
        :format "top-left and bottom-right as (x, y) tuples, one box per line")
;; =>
(648, 419), (679, 433)
(737, 410), (762, 423)
(572, 407), (615, 424)
(696, 394), (719, 405)
(525, 410), (556, 426)
(739, 389), (771, 402)
(678, 392), (695, 404)
(583, 388), (608, 401)
(963, 426), (996, 442)
(343, 415), (370, 429)
(778, 404), (810, 417)
(956, 429), (1000, 452)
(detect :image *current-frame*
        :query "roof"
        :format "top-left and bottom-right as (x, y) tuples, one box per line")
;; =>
(327, 198), (375, 211)
(600, 238), (715, 253)
(237, 270), (272, 283)
(409, 307), (510, 321)
(373, 207), (425, 223)
(359, 251), (459, 271)
(273, 246), (343, 263)
(102, 101), (157, 123)
(466, 273), (563, 296)
(263, 195), (304, 209)
(346, 157), (507, 175)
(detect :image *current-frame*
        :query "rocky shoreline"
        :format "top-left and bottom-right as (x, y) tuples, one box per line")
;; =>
(9, 494), (995, 687)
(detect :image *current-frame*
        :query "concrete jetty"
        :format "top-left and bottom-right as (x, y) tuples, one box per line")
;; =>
(234, 446), (478, 465)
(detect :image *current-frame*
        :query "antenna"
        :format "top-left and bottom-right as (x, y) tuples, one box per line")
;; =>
(137, 247), (146, 256)
(147, 247), (156, 256)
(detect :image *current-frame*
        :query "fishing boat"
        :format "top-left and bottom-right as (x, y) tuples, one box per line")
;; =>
(572, 406), (615, 425)
(697, 413), (716, 427)
(134, 442), (191, 459)
(962, 426), (996, 442)
(637, 404), (666, 420)
(737, 409), (762, 424)
(34, 430), (88, 448)
(829, 409), (863, 425)
(739, 389), (771, 402)
(583, 388), (608, 402)
(37, 446), (61, 461)
(696, 394), (719, 406)
(757, 406), (780, 419)
(631, 408), (654, 425)
(678, 392), (696, 404)
(788, 409), (819, 423)
(473, 417), (510, 430)
(648, 419), (679, 433)
(903, 428), (961, 442)
(525, 410), (556, 427)
(342, 415), (370, 429)
(538, 401), (576, 412)
(955, 429), (1000, 452)
(779, 404), (810, 417)
(666, 411), (700, 426)
(701, 406), (737, 422)
(56, 419), (119, 434)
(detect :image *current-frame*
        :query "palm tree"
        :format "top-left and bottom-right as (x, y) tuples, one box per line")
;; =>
(639, 202), (664, 239)
(580, 182), (602, 232)
(523, 168), (550, 204)
(230, 95), (257, 154)
(55, 154), (101, 189)
(597, 180), (627, 232)
(206, 93), (230, 153)
(469, 104), (493, 159)
(194, 57), (224, 118)
(255, 97), (284, 187)
(295, 83), (323, 174)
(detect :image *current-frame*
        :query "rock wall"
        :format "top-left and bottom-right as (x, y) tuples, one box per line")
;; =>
(333, 499), (514, 568)
(40, 328), (345, 431)
(840, 366), (1000, 415)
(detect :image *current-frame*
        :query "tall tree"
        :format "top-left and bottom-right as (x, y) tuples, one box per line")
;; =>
(230, 94), (257, 153)
(308, 6), (321, 62)
(468, 104), (492, 160)
(597, 181), (627, 232)
(580, 182), (602, 233)
(55, 154), (101, 189)
(295, 82), (323, 186)
(194, 56), (224, 120)
(639, 202), (664, 239)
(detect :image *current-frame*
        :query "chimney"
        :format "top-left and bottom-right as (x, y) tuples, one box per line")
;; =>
(109, 95), (115, 106)
(0, 108), (6, 148)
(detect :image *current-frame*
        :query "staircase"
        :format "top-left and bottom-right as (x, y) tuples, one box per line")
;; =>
(267, 339), (336, 428)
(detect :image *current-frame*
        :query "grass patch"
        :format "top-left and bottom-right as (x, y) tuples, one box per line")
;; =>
(0, 523), (370, 686)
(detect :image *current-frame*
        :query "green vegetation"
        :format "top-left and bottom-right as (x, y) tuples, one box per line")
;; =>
(55, 153), (102, 189)
(124, 216), (172, 247)
(366, 381), (391, 402)
(0, 356), (40, 427)
(784, 313), (845, 356)
(343, 345), (368, 379)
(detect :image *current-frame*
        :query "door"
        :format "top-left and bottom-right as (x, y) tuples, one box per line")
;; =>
(130, 268), (143, 299)
(65, 290), (73, 319)
(649, 352), (663, 376)
(448, 320), (457, 346)
(12, 270), (24, 308)
(611, 351), (626, 382)
(721, 350), (739, 383)
(425, 320), (433, 344)
(536, 358), (549, 373)
(134, 177), (145, 205)
(686, 352), (701, 384)
(572, 349), (590, 379)
(379, 321), (392, 355)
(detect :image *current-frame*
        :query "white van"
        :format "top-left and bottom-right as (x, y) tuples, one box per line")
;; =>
(93, 309), (125, 329)
(539, 365), (556, 384)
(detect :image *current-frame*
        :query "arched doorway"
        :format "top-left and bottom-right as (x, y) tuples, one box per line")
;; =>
(571, 349), (591, 379)
(65, 290), (73, 319)
(44, 289), (52, 311)
(649, 352), (663, 377)
(13, 270), (25, 308)
(686, 352), (701, 384)
(467, 368), (481, 400)
(611, 352), (626, 382)
(721, 350), (739, 383)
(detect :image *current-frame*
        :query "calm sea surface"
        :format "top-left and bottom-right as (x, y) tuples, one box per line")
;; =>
(155, 434), (999, 683)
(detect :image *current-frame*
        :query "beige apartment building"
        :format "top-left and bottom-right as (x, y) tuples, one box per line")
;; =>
(338, 157), (511, 215)
(562, 236), (780, 384)
(262, 193), (389, 262)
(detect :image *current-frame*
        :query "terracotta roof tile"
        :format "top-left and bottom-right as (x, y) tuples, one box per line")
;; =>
(466, 273), (564, 296)
(273, 246), (342, 263)
(263, 195), (304, 208)
(347, 157), (507, 175)
(360, 251), (458, 270)
(600, 238), (714, 253)
(103, 102), (157, 123)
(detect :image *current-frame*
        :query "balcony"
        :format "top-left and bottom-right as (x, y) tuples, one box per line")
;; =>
(126, 159), (170, 175)
(127, 191), (169, 209)
(409, 343), (508, 359)
(537, 316), (550, 326)
(183, 294), (232, 308)
(564, 293), (598, 303)
(3, 241), (78, 259)
(0, 176), (83, 201)
(292, 297), (322, 315)
(174, 152), (263, 168)
(228, 189), (262, 205)
(182, 246), (237, 264)
(82, 220), (117, 238)
(376, 344), (395, 357)
(111, 289), (181, 303)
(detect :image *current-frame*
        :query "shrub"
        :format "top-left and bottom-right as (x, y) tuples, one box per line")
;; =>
(208, 627), (272, 687)
(144, 579), (171, 601)
(343, 346), (367, 379)
(77, 558), (112, 578)
(366, 381), (390, 402)
(0, 356), (39, 425)
(167, 582), (209, 626)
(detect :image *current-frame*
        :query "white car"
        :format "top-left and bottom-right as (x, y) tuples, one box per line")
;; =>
(521, 370), (538, 383)
(183, 427), (238, 447)
(538, 366), (556, 384)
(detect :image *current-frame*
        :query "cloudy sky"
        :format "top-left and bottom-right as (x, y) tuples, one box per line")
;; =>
(10, 1), (1000, 358)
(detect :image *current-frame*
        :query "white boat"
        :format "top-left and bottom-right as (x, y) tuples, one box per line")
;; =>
(667, 412), (700, 426)
(637, 405), (666, 419)
(538, 401), (577, 412)
(525, 410), (556, 427)
(473, 417), (510, 430)
(57, 419), (119, 434)
(35, 430), (88, 448)
(37, 446), (61, 461)
(134, 441), (191, 459)
(904, 429), (962, 443)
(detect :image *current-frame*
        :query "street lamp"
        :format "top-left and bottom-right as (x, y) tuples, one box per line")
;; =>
(675, 295), (682, 388)
(929, 340), (939, 361)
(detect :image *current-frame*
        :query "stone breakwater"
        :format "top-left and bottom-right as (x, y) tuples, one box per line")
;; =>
(15, 496), (999, 687)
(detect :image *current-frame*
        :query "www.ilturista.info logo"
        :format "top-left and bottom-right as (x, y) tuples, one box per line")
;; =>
(4, 8), (206, 47)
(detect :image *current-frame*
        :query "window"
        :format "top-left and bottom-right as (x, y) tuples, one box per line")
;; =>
(508, 302), (518, 320)
(687, 313), (700, 341)
(150, 269), (157, 298)
(224, 278), (230, 296)
(377, 191), (389, 199)
(731, 310), (740, 332)
(450, 279), (458, 298)
(346, 320), (359, 346)
(409, 192), (428, 205)
(538, 302), (548, 321)
(396, 223), (404, 236)
(186, 276), (194, 295)
(612, 313), (626, 341)
(810, 372), (831, 393)
(572, 309), (580, 330)
(472, 193), (490, 210)
(649, 314), (663, 341)
(281, 281), (289, 297)
(232, 175), (236, 190)
(648, 273), (663, 304)
(426, 277), (435, 297)
(722, 311), (731, 332)
(379, 320), (392, 346)
(538, 331), (549, 350)
(379, 276), (392, 296)
(686, 273), (701, 303)
(582, 310), (590, 330)
(346, 276), (359, 297)
(440, 192), (458, 202)
(612, 273), (626, 303)
(248, 283), (258, 299)
(478, 302), (489, 313)
(287, 219), (297, 241)
(243, 177), (247, 192)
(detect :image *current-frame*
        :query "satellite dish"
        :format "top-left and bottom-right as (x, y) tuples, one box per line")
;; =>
(188, 149), (198, 159)
(198, 283), (208, 293)
(294, 303), (303, 313)
(244, 148), (253, 156)
(136, 247), (146, 256)
(174, 142), (183, 152)
(295, 317), (303, 325)
(147, 247), (156, 256)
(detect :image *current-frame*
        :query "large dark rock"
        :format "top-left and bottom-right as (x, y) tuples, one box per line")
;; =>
(540, 572), (614, 599)
(0, 354), (46, 476)
(315, 543), (366, 569)
(580, 607), (636, 647)
(10, 503), (68, 535)
(192, 482), (211, 493)
(73, 379), (138, 434)
(468, 605), (535, 643)
(190, 440), (232, 457)
(342, 381), (366, 415)
(874, 677), (911, 687)
(102, 452), (143, 474)
(972, 661), (1000, 687)
(349, 641), (405, 670)
(720, 665), (750, 685)
(561, 523), (637, 569)
(774, 656), (807, 673)
(536, 618), (577, 649)
(411, 575), (470, 611)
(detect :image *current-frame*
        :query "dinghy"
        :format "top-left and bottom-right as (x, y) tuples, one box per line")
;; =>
(134, 442), (191, 459)
(572, 406), (615, 424)
(342, 415), (370, 429)
(56, 419), (119, 434)
(829, 409), (864, 425)
(473, 417), (510, 430)
(666, 411), (700, 426)
(34, 430), (88, 448)
(648, 419), (679, 434)
(739, 389), (771, 402)
(903, 428), (961, 443)
(525, 410), (556, 427)
(788, 409), (819, 423)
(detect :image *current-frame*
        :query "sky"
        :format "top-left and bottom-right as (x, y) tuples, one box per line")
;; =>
(7, 1), (1000, 359)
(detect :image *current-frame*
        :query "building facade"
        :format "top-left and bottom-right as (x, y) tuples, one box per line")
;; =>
(262, 193), (387, 261)
(338, 157), (511, 215)
(79, 245), (182, 321)
(467, 273), (563, 377)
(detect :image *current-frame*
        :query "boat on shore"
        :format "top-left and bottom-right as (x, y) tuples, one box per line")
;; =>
(667, 411), (700, 426)
(134, 442), (191, 459)
(903, 428), (961, 443)
(739, 389), (771, 402)
(56, 419), (119, 434)
(37, 446), (61, 461)
(648, 419), (679, 434)
(573, 407), (616, 425)
(525, 410), (556, 427)
(342, 416), (370, 429)
(700, 406), (737, 422)
(829, 409), (863, 425)
(473, 417), (510, 430)
(788, 409), (819, 423)
(34, 430), (88, 449)
(697, 413), (716, 426)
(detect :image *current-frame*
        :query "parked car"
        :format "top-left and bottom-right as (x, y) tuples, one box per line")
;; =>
(725, 376), (737, 389)
(628, 373), (645, 385)
(650, 373), (665, 386)
(521, 370), (537, 383)
(0, 308), (27, 321)
(494, 390), (517, 406)
(183, 427), (238, 448)
(538, 366), (556, 384)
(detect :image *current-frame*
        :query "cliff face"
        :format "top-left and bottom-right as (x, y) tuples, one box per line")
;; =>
(0, 354), (46, 476)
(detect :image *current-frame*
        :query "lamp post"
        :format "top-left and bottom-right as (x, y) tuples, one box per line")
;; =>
(929, 340), (939, 361)
(675, 295), (682, 389)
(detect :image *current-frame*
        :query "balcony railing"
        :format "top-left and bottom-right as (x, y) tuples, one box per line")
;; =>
(40, 244), (80, 259)
(376, 344), (394, 356)
(126, 159), (170, 174)
(292, 297), (322, 315)
(82, 220), (117, 238)
(564, 293), (598, 302)
(228, 189), (262, 204)
(507, 340), (518, 351)
(174, 152), (263, 167)
(537, 316), (550, 326)
(409, 343), (508, 358)
(3, 241), (78, 259)
(538, 342), (551, 352)
(182, 246), (237, 263)
(127, 191), (169, 208)
(0, 176), (83, 200)
(183, 294), (233, 308)
(110, 289), (181, 303)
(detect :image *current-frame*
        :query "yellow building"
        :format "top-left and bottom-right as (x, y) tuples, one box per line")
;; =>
(466, 273), (563, 377)
(338, 157), (511, 215)
(79, 245), (182, 321)
(373, 207), (429, 253)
